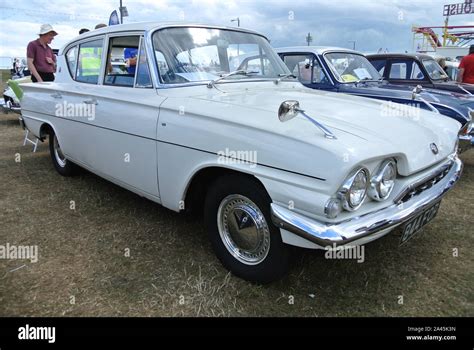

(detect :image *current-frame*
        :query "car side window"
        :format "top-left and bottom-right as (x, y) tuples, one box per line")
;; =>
(135, 38), (153, 88)
(66, 46), (78, 79)
(282, 54), (314, 84)
(389, 61), (407, 79)
(76, 39), (104, 84)
(311, 58), (329, 84)
(410, 62), (425, 80)
(104, 36), (140, 87)
(369, 59), (386, 75)
(389, 59), (424, 80)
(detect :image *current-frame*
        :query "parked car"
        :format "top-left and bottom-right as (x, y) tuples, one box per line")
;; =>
(2, 76), (30, 114)
(276, 47), (473, 150)
(19, 23), (463, 283)
(366, 53), (474, 95)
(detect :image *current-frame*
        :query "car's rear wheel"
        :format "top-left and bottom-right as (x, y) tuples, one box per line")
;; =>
(49, 131), (78, 176)
(204, 175), (289, 283)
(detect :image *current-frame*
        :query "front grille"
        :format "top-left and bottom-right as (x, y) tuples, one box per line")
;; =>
(396, 162), (453, 204)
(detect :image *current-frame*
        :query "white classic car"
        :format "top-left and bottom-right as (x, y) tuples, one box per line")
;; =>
(19, 22), (463, 283)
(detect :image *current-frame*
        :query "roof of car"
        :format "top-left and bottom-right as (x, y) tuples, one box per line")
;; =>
(366, 53), (434, 60)
(62, 21), (267, 52)
(276, 46), (362, 55)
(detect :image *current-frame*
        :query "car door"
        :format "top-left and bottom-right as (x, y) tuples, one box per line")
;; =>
(62, 34), (164, 199)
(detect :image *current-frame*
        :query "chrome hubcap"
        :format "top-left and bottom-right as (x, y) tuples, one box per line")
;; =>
(53, 135), (66, 168)
(217, 195), (271, 265)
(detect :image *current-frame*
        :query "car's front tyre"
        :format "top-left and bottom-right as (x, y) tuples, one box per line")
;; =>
(49, 132), (79, 176)
(204, 175), (289, 283)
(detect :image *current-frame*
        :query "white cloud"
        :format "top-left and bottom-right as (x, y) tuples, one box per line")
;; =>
(0, 0), (472, 60)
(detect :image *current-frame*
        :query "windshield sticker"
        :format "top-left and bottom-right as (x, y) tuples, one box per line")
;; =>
(341, 74), (358, 82)
(353, 68), (371, 80)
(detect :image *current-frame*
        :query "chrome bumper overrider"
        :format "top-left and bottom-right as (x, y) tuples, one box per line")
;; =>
(271, 156), (463, 247)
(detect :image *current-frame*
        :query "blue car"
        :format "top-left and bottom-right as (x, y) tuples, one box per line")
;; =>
(275, 47), (473, 150)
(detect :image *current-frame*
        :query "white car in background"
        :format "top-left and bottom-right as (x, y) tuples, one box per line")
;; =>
(18, 22), (463, 283)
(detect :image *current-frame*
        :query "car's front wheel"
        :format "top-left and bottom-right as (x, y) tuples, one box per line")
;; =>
(204, 175), (289, 283)
(49, 131), (78, 176)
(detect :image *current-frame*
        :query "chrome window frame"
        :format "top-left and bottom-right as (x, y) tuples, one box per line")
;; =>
(65, 45), (78, 80)
(421, 58), (449, 82)
(146, 25), (290, 89)
(134, 36), (153, 89)
(102, 31), (146, 88)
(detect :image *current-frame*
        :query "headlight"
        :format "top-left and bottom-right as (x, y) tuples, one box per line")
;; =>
(338, 168), (369, 211)
(369, 159), (397, 201)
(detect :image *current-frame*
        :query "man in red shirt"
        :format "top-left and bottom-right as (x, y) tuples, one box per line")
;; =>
(27, 24), (58, 83)
(458, 45), (474, 84)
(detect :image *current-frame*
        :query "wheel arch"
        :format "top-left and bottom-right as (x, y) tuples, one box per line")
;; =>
(182, 166), (268, 215)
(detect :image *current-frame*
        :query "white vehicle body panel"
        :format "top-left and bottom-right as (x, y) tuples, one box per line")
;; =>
(18, 22), (462, 250)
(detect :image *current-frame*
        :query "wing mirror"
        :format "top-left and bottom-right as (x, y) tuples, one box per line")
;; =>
(278, 100), (337, 139)
(278, 100), (302, 122)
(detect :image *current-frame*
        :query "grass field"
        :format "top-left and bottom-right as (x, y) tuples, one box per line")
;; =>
(0, 111), (472, 317)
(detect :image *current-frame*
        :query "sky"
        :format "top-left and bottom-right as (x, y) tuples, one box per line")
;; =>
(0, 0), (473, 64)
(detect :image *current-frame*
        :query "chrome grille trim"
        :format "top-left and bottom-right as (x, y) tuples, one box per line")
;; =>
(394, 160), (454, 204)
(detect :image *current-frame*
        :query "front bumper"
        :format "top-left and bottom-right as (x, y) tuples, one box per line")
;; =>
(271, 155), (463, 247)
(459, 134), (473, 153)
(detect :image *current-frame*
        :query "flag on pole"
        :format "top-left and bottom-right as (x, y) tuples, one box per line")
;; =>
(109, 10), (120, 26)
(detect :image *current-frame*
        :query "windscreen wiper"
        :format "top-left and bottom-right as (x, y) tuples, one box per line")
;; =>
(207, 70), (259, 89)
(274, 73), (297, 85)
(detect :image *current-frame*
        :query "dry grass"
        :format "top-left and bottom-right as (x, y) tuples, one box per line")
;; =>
(0, 111), (472, 317)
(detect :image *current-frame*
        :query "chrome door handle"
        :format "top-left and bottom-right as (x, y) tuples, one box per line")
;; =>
(83, 99), (98, 105)
(50, 92), (62, 99)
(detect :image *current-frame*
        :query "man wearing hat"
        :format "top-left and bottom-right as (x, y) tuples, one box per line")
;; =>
(458, 45), (474, 85)
(27, 24), (58, 82)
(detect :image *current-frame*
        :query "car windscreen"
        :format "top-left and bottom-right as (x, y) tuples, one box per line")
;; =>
(422, 59), (449, 81)
(324, 52), (382, 83)
(152, 27), (290, 85)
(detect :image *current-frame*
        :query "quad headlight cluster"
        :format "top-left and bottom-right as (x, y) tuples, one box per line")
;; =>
(325, 159), (397, 219)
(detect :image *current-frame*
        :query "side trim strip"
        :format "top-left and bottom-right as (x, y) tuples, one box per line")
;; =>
(21, 111), (326, 182)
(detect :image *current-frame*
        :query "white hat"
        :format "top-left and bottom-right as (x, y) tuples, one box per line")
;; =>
(38, 24), (58, 36)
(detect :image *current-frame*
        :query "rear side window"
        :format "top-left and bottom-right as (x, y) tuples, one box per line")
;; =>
(389, 61), (407, 79)
(388, 59), (424, 80)
(76, 39), (104, 84)
(66, 46), (78, 79)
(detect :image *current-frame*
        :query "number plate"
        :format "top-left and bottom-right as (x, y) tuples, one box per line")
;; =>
(400, 201), (441, 245)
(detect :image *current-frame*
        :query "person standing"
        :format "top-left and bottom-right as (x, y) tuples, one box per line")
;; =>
(27, 24), (58, 82)
(458, 45), (474, 84)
